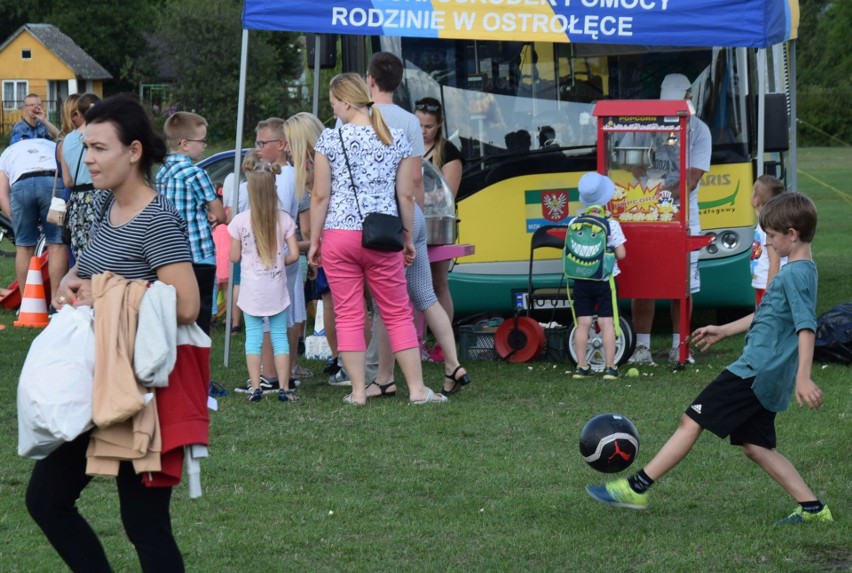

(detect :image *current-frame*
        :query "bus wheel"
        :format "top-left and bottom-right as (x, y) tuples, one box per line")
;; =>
(568, 315), (636, 371)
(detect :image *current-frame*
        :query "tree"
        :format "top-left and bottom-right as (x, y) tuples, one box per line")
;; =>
(147, 0), (305, 142)
(1, 0), (161, 95)
(796, 0), (852, 146)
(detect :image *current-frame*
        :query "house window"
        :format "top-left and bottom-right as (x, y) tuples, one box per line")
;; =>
(21, 49), (32, 59)
(2, 80), (28, 111)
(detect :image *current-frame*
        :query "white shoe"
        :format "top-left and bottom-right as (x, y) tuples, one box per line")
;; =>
(668, 347), (695, 366)
(627, 345), (654, 365)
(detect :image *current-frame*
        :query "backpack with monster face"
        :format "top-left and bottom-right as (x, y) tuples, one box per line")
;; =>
(563, 205), (615, 281)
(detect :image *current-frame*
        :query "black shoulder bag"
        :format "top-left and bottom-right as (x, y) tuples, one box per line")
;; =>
(338, 129), (404, 252)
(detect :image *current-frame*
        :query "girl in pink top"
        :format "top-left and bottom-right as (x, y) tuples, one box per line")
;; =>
(228, 161), (300, 402)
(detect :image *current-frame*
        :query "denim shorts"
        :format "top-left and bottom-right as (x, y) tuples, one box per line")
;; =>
(10, 175), (63, 245)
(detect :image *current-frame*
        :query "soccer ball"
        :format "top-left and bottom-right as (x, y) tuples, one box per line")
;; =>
(579, 413), (640, 473)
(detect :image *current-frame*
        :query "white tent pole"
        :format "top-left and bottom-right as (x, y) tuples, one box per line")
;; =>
(756, 47), (766, 178)
(224, 28), (250, 367)
(789, 40), (797, 192)
(312, 34), (321, 117)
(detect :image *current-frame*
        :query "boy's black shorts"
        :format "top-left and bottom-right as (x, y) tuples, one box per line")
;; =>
(572, 279), (615, 317)
(685, 369), (777, 449)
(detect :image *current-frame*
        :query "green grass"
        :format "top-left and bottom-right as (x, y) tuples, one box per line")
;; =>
(0, 149), (850, 572)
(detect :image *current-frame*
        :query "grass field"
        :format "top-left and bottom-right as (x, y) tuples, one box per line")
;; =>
(0, 149), (850, 572)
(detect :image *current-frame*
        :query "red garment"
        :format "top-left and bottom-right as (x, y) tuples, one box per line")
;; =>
(143, 327), (210, 487)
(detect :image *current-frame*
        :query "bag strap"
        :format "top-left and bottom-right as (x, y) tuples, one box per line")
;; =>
(50, 168), (60, 199)
(337, 128), (365, 222)
(336, 127), (405, 230)
(72, 134), (86, 190)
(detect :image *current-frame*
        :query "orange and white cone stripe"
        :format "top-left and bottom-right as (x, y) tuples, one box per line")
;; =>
(14, 257), (50, 328)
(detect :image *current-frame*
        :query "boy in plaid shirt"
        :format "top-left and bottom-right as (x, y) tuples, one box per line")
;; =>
(156, 112), (226, 334)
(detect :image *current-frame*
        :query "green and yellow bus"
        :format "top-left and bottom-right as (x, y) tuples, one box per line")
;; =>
(374, 38), (792, 317)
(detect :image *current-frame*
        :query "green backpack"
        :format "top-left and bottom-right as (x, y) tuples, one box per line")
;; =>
(563, 205), (615, 281)
(563, 205), (620, 335)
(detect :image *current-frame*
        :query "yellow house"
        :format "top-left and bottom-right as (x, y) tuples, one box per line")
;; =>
(0, 23), (112, 138)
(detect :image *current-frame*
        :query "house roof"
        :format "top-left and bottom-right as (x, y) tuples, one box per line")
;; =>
(0, 23), (112, 80)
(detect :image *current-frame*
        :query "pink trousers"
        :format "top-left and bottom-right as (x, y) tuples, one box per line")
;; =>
(321, 229), (417, 353)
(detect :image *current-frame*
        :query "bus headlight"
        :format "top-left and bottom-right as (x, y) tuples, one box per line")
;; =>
(719, 231), (739, 250)
(699, 228), (751, 260)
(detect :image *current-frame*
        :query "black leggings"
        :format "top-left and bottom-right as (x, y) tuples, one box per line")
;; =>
(25, 432), (184, 573)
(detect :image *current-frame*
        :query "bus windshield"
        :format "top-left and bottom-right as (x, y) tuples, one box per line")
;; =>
(384, 38), (751, 197)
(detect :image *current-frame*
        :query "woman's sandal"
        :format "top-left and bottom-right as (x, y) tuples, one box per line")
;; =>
(410, 388), (448, 405)
(441, 365), (472, 396)
(342, 393), (366, 406)
(278, 389), (299, 402)
(366, 380), (396, 398)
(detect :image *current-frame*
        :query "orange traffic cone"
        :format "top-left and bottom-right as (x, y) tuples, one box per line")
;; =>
(14, 256), (50, 328)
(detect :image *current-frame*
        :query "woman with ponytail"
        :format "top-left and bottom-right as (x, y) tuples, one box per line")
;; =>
(310, 73), (445, 405)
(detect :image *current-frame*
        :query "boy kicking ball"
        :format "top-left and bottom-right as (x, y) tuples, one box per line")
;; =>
(586, 193), (833, 525)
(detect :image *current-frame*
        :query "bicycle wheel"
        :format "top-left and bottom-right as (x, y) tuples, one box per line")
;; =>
(0, 219), (15, 258)
(35, 234), (47, 258)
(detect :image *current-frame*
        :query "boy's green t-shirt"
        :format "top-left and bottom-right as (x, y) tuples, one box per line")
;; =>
(727, 259), (818, 412)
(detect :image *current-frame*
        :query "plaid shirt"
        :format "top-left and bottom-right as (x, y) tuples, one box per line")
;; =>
(155, 154), (218, 262)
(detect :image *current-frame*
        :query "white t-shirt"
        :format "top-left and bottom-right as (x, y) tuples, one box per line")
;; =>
(275, 164), (299, 219)
(222, 172), (237, 210)
(751, 222), (788, 289)
(0, 139), (57, 184)
(649, 116), (711, 235)
(227, 210), (296, 317)
(621, 115), (711, 235)
(375, 103), (424, 158)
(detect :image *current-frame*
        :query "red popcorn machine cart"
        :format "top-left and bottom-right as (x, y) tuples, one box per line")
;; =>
(592, 99), (714, 367)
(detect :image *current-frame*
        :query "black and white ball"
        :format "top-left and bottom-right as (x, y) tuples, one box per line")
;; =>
(579, 413), (640, 473)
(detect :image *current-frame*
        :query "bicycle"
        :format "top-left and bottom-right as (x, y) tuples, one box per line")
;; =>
(0, 212), (48, 258)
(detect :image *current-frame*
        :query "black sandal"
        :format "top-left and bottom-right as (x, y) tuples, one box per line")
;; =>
(366, 380), (396, 398)
(442, 366), (472, 396)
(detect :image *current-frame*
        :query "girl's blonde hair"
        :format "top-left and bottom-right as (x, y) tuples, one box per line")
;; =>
(329, 73), (392, 146)
(753, 174), (786, 205)
(247, 161), (283, 268)
(60, 94), (81, 137)
(284, 112), (324, 200)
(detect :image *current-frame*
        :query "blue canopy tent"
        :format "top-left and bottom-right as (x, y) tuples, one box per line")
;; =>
(221, 0), (800, 364)
(242, 1), (797, 48)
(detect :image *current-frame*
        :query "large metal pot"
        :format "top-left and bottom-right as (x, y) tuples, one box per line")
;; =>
(426, 216), (457, 245)
(612, 146), (653, 167)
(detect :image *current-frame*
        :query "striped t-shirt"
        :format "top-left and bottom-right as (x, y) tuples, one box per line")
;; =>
(77, 194), (192, 281)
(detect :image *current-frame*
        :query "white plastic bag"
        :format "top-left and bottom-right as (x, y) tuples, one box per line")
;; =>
(17, 305), (96, 459)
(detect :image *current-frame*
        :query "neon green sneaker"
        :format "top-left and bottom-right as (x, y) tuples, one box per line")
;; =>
(774, 505), (833, 526)
(586, 478), (649, 510)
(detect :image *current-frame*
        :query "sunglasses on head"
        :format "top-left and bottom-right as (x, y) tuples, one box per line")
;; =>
(415, 102), (440, 113)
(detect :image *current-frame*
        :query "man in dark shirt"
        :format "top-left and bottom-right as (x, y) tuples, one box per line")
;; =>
(9, 94), (59, 145)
